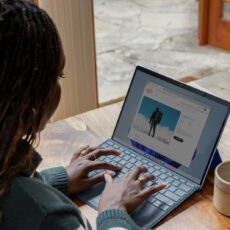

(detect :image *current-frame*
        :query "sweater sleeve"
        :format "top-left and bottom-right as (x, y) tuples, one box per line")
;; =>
(97, 209), (141, 230)
(40, 166), (69, 195)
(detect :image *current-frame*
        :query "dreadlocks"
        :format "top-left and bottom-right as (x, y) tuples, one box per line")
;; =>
(0, 0), (64, 221)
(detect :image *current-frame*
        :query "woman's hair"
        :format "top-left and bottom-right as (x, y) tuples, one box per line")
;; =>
(0, 0), (65, 214)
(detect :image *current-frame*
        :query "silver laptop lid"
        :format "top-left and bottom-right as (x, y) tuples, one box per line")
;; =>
(112, 66), (230, 185)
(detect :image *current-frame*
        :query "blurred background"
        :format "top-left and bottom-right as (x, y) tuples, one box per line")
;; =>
(38, 0), (230, 121)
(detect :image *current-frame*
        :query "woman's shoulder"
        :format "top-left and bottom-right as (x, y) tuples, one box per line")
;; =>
(1, 175), (82, 230)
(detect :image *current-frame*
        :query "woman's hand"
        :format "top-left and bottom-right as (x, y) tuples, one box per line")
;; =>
(66, 145), (122, 194)
(98, 166), (166, 214)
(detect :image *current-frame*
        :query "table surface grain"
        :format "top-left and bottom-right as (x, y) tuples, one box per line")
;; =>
(37, 76), (230, 230)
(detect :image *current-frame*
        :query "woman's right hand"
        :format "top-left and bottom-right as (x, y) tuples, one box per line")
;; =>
(98, 166), (166, 214)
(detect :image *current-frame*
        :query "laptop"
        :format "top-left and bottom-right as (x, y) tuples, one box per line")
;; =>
(77, 66), (230, 229)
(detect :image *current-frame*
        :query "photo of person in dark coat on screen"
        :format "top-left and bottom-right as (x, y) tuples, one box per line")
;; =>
(148, 107), (163, 137)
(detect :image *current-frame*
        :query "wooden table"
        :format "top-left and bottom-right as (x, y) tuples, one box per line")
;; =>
(37, 76), (230, 230)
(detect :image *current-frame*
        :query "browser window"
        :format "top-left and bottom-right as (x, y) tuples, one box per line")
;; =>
(128, 82), (210, 167)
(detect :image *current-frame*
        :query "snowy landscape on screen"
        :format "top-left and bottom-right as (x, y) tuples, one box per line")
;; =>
(132, 114), (173, 144)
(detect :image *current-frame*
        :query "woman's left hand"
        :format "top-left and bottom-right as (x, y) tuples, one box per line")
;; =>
(66, 145), (122, 194)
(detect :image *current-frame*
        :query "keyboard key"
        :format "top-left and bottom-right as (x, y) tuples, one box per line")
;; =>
(126, 162), (133, 169)
(125, 150), (130, 154)
(100, 156), (106, 161)
(148, 167), (155, 173)
(155, 179), (163, 184)
(119, 160), (126, 166)
(119, 146), (125, 151)
(147, 196), (156, 204)
(135, 161), (142, 166)
(186, 182), (195, 188)
(159, 204), (170, 211)
(154, 165), (161, 170)
(107, 155), (115, 159)
(109, 146), (116, 150)
(129, 158), (136, 164)
(165, 177), (174, 183)
(122, 167), (129, 174)
(145, 181), (153, 188)
(168, 185), (177, 192)
(147, 162), (154, 167)
(155, 194), (175, 206)
(107, 141), (114, 146)
(153, 200), (162, 208)
(179, 184), (191, 192)
(123, 155), (131, 161)
(164, 191), (180, 202)
(173, 175), (179, 180)
(154, 171), (161, 176)
(175, 189), (186, 197)
(113, 144), (119, 149)
(114, 157), (121, 162)
(172, 180), (180, 187)
(179, 178), (186, 183)
(166, 172), (173, 176)
(136, 155), (142, 161)
(142, 159), (148, 164)
(89, 171), (96, 177)
(159, 188), (166, 194)
(130, 152), (136, 157)
(159, 174), (167, 180)
(160, 168), (167, 173)
(104, 158), (112, 163)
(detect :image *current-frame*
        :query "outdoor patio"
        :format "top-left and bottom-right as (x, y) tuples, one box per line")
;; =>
(94, 0), (230, 103)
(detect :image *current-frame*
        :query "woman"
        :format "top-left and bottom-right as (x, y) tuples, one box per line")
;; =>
(0, 1), (166, 229)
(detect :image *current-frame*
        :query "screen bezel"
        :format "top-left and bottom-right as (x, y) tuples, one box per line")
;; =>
(112, 66), (230, 186)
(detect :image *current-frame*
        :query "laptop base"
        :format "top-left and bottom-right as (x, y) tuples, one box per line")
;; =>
(76, 139), (199, 229)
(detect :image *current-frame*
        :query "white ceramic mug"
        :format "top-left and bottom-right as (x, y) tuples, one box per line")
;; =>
(213, 161), (230, 216)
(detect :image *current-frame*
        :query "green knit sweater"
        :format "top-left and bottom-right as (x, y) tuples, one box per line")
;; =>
(1, 154), (141, 230)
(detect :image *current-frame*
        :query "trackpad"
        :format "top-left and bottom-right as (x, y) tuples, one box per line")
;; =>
(76, 182), (104, 208)
(131, 201), (164, 228)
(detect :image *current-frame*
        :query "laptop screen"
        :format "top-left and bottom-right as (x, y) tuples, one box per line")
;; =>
(112, 67), (229, 184)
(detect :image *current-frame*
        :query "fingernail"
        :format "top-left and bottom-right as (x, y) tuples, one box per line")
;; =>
(142, 165), (148, 170)
(104, 174), (109, 180)
(161, 182), (168, 186)
(107, 171), (116, 176)
(104, 173), (113, 182)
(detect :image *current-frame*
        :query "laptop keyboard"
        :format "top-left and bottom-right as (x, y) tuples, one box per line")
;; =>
(89, 140), (197, 212)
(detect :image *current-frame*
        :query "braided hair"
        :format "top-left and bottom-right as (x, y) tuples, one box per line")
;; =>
(0, 0), (65, 221)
